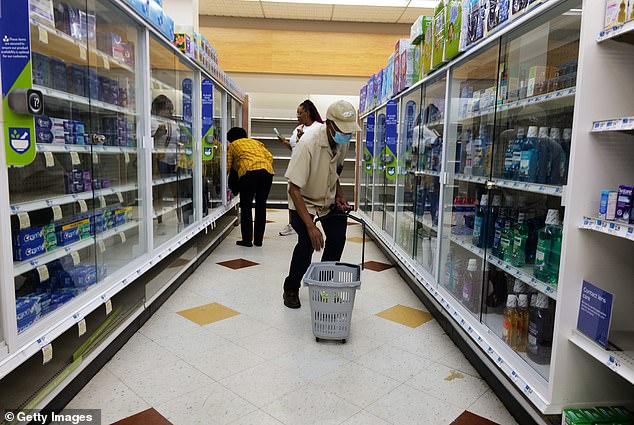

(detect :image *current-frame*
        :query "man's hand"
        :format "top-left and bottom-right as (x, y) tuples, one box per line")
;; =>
(307, 223), (324, 251)
(335, 192), (350, 212)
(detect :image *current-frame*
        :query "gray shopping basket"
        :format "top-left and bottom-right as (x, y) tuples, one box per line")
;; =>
(302, 212), (366, 343)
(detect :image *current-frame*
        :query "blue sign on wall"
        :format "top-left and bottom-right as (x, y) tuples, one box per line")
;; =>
(577, 280), (614, 349)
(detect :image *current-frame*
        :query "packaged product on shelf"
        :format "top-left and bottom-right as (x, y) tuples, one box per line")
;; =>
(67, 64), (87, 97)
(605, 0), (624, 29)
(432, 1), (446, 69)
(50, 58), (67, 92)
(526, 293), (553, 364)
(30, 0), (55, 26)
(486, 0), (510, 35)
(615, 185), (633, 223)
(411, 15), (425, 44)
(148, 0), (163, 30)
(534, 209), (561, 283)
(359, 85), (367, 114)
(444, 0), (464, 60)
(174, 33), (193, 56)
(16, 297), (40, 332)
(467, 0), (486, 46)
(79, 10), (97, 45)
(422, 16), (434, 75)
(125, 0), (149, 17)
(400, 42), (417, 92)
(160, 12), (175, 40)
(88, 69), (100, 100)
(502, 294), (518, 346)
(515, 293), (529, 351)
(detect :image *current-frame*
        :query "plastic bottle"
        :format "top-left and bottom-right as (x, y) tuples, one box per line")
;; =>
(516, 294), (529, 352)
(453, 196), (464, 235)
(486, 195), (502, 248)
(512, 128), (526, 180)
(472, 194), (488, 247)
(546, 217), (562, 284)
(472, 128), (485, 176)
(561, 128), (572, 182)
(534, 209), (561, 283)
(463, 130), (473, 176)
(462, 259), (479, 312)
(492, 207), (508, 258)
(520, 126), (539, 182)
(548, 128), (566, 185)
(527, 293), (553, 364)
(511, 212), (529, 267)
(499, 219), (513, 262)
(463, 197), (476, 235)
(536, 126), (551, 184)
(502, 294), (518, 347)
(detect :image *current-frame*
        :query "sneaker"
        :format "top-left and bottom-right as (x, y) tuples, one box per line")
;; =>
(283, 290), (301, 309)
(279, 224), (295, 236)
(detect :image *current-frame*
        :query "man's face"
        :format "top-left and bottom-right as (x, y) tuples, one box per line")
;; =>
(326, 120), (352, 147)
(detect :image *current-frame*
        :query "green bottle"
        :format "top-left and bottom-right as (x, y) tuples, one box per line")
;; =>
(534, 209), (561, 283)
(511, 212), (528, 267)
(546, 221), (562, 284)
(500, 220), (513, 263)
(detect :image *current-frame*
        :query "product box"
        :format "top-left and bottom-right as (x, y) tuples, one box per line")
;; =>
(68, 64), (87, 97)
(148, 0), (163, 30)
(411, 15), (425, 44)
(160, 12), (175, 41)
(125, 0), (149, 18)
(414, 42), (423, 82)
(174, 33), (193, 56)
(366, 76), (376, 110)
(30, 0), (55, 25)
(401, 44), (417, 91)
(432, 1), (446, 69)
(606, 190), (618, 220)
(359, 85), (367, 114)
(14, 243), (47, 262)
(444, 0), (463, 60)
(422, 17), (434, 75)
(32, 52), (52, 88)
(467, 0), (486, 46)
(526, 65), (549, 97)
(50, 58), (67, 92)
(487, 0), (511, 35)
(604, 0), (621, 29)
(615, 185), (633, 223)
(79, 11), (97, 45)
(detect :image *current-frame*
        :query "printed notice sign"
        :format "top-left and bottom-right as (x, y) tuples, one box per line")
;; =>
(577, 280), (614, 349)
(201, 78), (214, 161)
(364, 113), (375, 174)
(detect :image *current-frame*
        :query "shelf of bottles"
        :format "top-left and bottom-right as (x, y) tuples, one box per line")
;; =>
(149, 35), (196, 248)
(437, 8), (581, 381)
(12, 0), (145, 335)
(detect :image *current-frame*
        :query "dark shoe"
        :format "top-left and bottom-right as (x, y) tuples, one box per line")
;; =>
(254, 241), (262, 247)
(283, 291), (301, 309)
(236, 240), (253, 247)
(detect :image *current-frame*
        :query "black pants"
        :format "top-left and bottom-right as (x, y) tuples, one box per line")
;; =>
(283, 208), (347, 291)
(238, 169), (273, 244)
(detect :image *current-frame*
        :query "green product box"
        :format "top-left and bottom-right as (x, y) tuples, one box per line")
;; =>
(421, 16), (434, 75)
(431, 0), (446, 69)
(563, 409), (594, 425)
(578, 408), (606, 424)
(444, 0), (462, 60)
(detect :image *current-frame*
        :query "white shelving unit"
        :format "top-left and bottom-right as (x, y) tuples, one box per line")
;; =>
(569, 329), (634, 385)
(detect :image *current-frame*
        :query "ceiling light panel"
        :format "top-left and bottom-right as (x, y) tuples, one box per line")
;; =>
(398, 7), (434, 23)
(199, 0), (265, 18)
(261, 2), (334, 20)
(331, 5), (405, 22)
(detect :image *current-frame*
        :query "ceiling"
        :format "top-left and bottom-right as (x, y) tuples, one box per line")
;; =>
(198, 0), (437, 24)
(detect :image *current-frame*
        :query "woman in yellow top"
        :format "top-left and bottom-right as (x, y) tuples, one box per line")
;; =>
(226, 127), (275, 247)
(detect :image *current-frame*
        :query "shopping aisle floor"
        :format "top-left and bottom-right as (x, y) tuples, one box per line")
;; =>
(65, 209), (519, 425)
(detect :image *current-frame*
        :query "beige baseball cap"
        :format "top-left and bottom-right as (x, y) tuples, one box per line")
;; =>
(326, 100), (362, 133)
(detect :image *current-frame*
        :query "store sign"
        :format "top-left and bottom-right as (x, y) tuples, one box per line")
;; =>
(577, 280), (614, 349)
(1, 0), (36, 166)
(364, 113), (375, 174)
(385, 99), (398, 180)
(201, 78), (214, 161)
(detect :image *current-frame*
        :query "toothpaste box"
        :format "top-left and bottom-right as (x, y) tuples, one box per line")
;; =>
(160, 12), (175, 41)
(36, 130), (54, 143)
(604, 0), (621, 30)
(35, 115), (52, 130)
(148, 0), (164, 31)
(616, 185), (633, 223)
(14, 243), (47, 262)
(56, 221), (82, 246)
(68, 64), (87, 97)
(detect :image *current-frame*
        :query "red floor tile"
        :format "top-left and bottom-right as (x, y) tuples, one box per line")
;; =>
(112, 408), (172, 425)
(217, 258), (259, 269)
(363, 260), (393, 272)
(450, 411), (500, 425)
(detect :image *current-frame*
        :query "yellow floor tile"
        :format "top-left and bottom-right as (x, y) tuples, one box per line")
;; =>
(347, 236), (368, 243)
(376, 304), (433, 328)
(177, 302), (240, 326)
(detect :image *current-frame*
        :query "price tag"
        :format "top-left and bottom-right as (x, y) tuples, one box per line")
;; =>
(79, 46), (87, 60)
(52, 205), (63, 221)
(105, 299), (112, 315)
(119, 232), (126, 243)
(71, 251), (80, 266)
(116, 192), (124, 203)
(78, 199), (88, 213)
(44, 151), (55, 167)
(103, 56), (110, 70)
(92, 152), (99, 164)
(17, 212), (30, 229)
(78, 319), (87, 337)
(70, 151), (80, 165)
(99, 196), (106, 208)
(38, 26), (49, 44)
(124, 152), (130, 164)
(98, 240), (106, 253)
(42, 344), (53, 364)
(37, 265), (49, 282)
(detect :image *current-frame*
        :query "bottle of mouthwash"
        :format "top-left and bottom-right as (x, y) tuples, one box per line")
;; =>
(472, 194), (489, 247)
(546, 215), (562, 284)
(527, 293), (554, 365)
(503, 294), (519, 347)
(536, 126), (551, 184)
(462, 258), (479, 313)
(492, 206), (508, 258)
(511, 212), (529, 267)
(443, 246), (455, 292)
(512, 128), (526, 180)
(486, 195), (502, 249)
(534, 209), (561, 283)
(499, 220), (513, 262)
(515, 294), (529, 352)
(548, 128), (566, 185)
(520, 126), (539, 183)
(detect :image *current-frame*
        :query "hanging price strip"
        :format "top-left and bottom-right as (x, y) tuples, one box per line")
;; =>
(105, 299), (112, 315)
(99, 196), (106, 208)
(103, 56), (110, 70)
(38, 26), (48, 44)
(79, 46), (86, 60)
(37, 265), (49, 282)
(71, 251), (80, 266)
(78, 319), (87, 337)
(92, 152), (99, 164)
(42, 344), (53, 364)
(17, 212), (30, 229)
(78, 199), (88, 213)
(124, 152), (130, 164)
(70, 152), (81, 165)
(44, 152), (54, 167)
(119, 232), (126, 243)
(52, 205), (63, 221)
(98, 239), (106, 253)
(116, 192), (124, 203)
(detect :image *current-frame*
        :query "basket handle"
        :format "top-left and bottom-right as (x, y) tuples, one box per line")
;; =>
(314, 208), (366, 270)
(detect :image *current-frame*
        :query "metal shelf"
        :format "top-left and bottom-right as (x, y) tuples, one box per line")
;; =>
(453, 174), (563, 197)
(580, 216), (634, 241)
(592, 117), (634, 135)
(14, 221), (139, 276)
(598, 20), (634, 44)
(152, 174), (193, 186)
(34, 85), (136, 116)
(37, 144), (137, 154)
(153, 199), (193, 219)
(10, 183), (138, 214)
(570, 329), (634, 385)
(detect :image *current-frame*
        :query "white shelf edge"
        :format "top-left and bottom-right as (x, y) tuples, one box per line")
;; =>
(580, 216), (634, 241)
(597, 20), (634, 43)
(591, 117), (634, 133)
(33, 85), (136, 116)
(10, 183), (139, 214)
(152, 174), (193, 186)
(453, 174), (563, 197)
(570, 329), (634, 385)
(13, 221), (139, 276)
(0, 199), (239, 381)
(153, 199), (193, 219)
(37, 144), (137, 154)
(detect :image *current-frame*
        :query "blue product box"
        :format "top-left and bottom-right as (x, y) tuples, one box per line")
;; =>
(51, 292), (74, 308)
(35, 115), (52, 130)
(32, 52), (51, 87)
(68, 64), (86, 97)
(125, 0), (149, 17)
(36, 129), (54, 143)
(50, 58), (67, 92)
(148, 0), (163, 30)
(13, 243), (47, 261)
(13, 226), (45, 247)
(160, 12), (174, 40)
(54, 3), (71, 35)
(72, 266), (97, 287)
(56, 221), (81, 246)
(88, 69), (100, 100)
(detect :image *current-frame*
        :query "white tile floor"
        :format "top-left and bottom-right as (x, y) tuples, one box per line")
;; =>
(65, 209), (519, 425)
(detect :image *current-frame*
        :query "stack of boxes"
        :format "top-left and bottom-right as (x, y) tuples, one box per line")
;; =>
(563, 406), (633, 425)
(13, 224), (57, 262)
(124, 0), (174, 40)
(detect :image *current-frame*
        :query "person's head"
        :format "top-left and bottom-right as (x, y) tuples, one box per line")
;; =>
(325, 100), (361, 146)
(296, 99), (323, 126)
(151, 94), (174, 118)
(227, 127), (247, 143)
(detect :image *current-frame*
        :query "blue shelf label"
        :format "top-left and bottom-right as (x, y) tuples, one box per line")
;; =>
(577, 280), (614, 349)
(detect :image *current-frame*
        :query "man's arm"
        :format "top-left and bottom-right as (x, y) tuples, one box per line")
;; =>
(289, 183), (324, 251)
(335, 180), (350, 212)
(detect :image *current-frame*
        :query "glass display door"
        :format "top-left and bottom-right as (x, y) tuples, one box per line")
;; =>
(359, 115), (375, 215)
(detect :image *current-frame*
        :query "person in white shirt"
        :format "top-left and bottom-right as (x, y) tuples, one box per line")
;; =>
(276, 99), (324, 236)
